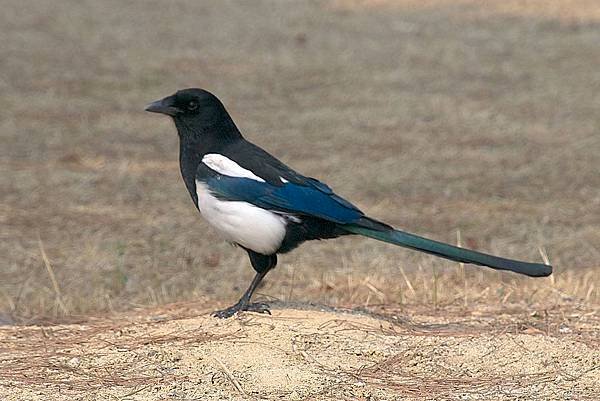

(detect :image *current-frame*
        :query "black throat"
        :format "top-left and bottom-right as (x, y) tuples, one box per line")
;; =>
(175, 111), (243, 207)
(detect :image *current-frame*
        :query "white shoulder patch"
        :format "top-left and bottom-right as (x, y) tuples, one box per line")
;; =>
(280, 177), (289, 183)
(202, 154), (265, 182)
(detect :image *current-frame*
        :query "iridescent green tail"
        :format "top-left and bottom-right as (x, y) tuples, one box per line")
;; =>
(343, 224), (552, 277)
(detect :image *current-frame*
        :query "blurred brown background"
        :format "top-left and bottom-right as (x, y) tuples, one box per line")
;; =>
(1, 0), (599, 322)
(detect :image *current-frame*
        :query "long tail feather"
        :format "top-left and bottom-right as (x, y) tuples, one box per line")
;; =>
(343, 224), (552, 277)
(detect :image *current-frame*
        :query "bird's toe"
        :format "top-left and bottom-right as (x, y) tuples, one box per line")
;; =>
(211, 306), (239, 319)
(243, 302), (271, 315)
(211, 302), (271, 318)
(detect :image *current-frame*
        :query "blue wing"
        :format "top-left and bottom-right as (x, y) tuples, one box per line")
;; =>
(202, 174), (365, 224)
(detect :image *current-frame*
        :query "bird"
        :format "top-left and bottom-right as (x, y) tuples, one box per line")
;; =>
(145, 88), (552, 318)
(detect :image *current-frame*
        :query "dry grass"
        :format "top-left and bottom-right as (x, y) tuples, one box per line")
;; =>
(1, 0), (599, 325)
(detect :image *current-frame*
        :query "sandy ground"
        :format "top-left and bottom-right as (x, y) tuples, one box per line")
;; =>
(1, 302), (598, 400)
(2, 0), (600, 321)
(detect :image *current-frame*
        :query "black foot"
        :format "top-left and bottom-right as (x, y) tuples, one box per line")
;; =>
(212, 302), (271, 319)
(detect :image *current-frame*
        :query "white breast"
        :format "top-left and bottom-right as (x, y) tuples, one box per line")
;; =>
(195, 181), (287, 255)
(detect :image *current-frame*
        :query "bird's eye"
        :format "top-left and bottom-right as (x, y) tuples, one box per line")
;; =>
(187, 100), (198, 111)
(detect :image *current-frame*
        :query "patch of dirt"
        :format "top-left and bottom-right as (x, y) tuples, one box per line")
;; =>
(1, 304), (598, 400)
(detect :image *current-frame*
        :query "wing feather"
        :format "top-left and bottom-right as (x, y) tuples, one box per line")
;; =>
(201, 174), (364, 224)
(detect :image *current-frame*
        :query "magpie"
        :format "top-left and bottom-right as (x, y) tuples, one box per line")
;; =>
(145, 88), (552, 318)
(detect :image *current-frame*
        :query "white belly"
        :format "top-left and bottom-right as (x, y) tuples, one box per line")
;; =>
(195, 181), (287, 255)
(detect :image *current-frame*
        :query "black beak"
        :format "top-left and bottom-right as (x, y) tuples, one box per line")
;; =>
(145, 95), (180, 116)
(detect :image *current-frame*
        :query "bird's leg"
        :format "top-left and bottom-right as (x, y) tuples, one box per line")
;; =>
(212, 269), (271, 318)
(212, 251), (277, 318)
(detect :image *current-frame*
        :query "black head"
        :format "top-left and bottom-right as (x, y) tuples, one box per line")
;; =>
(146, 88), (225, 119)
(145, 88), (241, 142)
